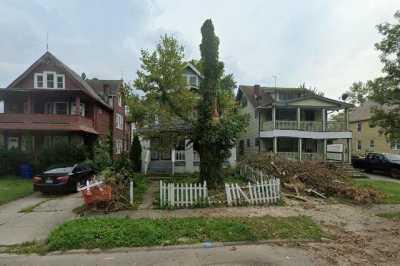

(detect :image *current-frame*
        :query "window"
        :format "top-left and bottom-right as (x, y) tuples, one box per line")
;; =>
(116, 113), (124, 130)
(357, 140), (362, 151)
(0, 133), (4, 147)
(46, 73), (55, 88)
(189, 76), (198, 87)
(34, 73), (44, 88)
(246, 139), (251, 147)
(0, 100), (4, 113)
(357, 121), (362, 132)
(115, 139), (123, 154)
(255, 138), (260, 147)
(7, 136), (19, 150)
(370, 140), (375, 150)
(56, 75), (65, 89)
(391, 142), (400, 150)
(54, 102), (68, 115)
(239, 140), (244, 155)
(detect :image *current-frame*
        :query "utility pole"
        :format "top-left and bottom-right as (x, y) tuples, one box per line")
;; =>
(272, 75), (277, 88)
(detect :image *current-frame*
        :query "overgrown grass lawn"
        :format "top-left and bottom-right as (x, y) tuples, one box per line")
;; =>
(353, 179), (400, 204)
(0, 176), (33, 205)
(377, 212), (400, 220)
(48, 216), (324, 250)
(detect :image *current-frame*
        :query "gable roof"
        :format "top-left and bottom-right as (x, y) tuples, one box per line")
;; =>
(7, 51), (112, 109)
(237, 85), (352, 109)
(86, 79), (123, 97)
(281, 95), (353, 108)
(185, 62), (204, 78)
(349, 101), (390, 122)
(237, 85), (275, 107)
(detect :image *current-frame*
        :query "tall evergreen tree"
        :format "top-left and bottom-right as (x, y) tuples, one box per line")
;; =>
(130, 135), (142, 172)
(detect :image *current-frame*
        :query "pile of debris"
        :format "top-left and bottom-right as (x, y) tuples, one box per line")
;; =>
(239, 153), (383, 204)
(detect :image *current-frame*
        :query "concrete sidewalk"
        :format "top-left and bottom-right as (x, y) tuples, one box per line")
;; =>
(0, 243), (316, 266)
(0, 193), (81, 245)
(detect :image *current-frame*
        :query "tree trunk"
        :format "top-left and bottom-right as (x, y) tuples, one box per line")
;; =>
(199, 144), (224, 188)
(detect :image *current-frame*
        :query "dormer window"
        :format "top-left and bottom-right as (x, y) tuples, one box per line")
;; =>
(46, 73), (54, 88)
(57, 75), (65, 89)
(34, 73), (44, 88)
(34, 72), (65, 89)
(186, 75), (199, 88)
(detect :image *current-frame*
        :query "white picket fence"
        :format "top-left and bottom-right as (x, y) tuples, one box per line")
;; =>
(159, 180), (209, 208)
(239, 165), (275, 183)
(225, 178), (281, 206)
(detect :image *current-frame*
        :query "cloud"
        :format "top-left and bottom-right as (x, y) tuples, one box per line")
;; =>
(0, 0), (398, 100)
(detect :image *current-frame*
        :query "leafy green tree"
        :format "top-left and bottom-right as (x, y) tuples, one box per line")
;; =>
(368, 11), (400, 141)
(130, 21), (249, 187)
(130, 135), (142, 172)
(341, 81), (370, 105)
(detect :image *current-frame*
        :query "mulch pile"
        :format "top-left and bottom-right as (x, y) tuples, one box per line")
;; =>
(239, 153), (383, 204)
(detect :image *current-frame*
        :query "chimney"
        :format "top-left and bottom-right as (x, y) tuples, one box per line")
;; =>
(254, 84), (261, 106)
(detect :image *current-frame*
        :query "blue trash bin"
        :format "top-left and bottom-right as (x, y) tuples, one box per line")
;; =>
(19, 163), (33, 179)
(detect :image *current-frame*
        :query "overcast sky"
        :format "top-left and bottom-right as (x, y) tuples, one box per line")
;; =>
(0, 0), (398, 99)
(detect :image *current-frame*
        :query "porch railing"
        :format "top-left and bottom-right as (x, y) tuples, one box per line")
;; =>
(193, 150), (200, 162)
(326, 121), (346, 132)
(277, 152), (299, 160)
(261, 120), (347, 132)
(275, 120), (298, 130)
(175, 150), (185, 161)
(299, 121), (322, 131)
(302, 152), (323, 161)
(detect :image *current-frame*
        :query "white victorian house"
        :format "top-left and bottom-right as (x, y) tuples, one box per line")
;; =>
(237, 85), (353, 162)
(137, 63), (236, 174)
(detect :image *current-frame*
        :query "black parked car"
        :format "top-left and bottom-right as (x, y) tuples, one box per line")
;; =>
(33, 163), (96, 193)
(352, 153), (400, 178)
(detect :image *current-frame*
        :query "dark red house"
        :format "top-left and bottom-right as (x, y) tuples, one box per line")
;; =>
(0, 51), (131, 155)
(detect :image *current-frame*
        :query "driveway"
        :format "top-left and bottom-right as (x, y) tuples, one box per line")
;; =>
(0, 192), (81, 245)
(364, 172), (400, 183)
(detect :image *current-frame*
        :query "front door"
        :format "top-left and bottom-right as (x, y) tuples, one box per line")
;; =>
(161, 149), (171, 160)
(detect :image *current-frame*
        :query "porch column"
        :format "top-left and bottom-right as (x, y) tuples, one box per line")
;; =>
(75, 95), (81, 115)
(347, 138), (352, 163)
(298, 138), (302, 160)
(297, 107), (301, 130)
(27, 95), (32, 114)
(272, 106), (276, 129)
(323, 139), (327, 161)
(345, 108), (349, 130)
(184, 139), (194, 173)
(171, 148), (175, 176)
(273, 137), (277, 154)
(322, 108), (326, 131)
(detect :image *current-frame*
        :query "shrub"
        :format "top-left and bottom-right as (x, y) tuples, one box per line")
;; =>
(130, 135), (142, 172)
(92, 139), (113, 171)
(0, 148), (32, 176)
(35, 143), (88, 171)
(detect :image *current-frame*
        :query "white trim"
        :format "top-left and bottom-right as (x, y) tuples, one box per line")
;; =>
(34, 73), (44, 88)
(56, 74), (65, 89)
(185, 63), (203, 78)
(260, 129), (352, 139)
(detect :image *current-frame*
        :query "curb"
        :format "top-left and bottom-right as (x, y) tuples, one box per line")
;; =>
(44, 238), (331, 256)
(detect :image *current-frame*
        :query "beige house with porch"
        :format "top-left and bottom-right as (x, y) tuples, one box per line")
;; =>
(237, 85), (353, 162)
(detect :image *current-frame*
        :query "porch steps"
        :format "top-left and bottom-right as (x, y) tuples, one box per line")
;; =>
(329, 162), (365, 178)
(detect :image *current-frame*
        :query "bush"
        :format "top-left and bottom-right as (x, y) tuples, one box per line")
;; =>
(35, 143), (89, 171)
(130, 135), (142, 172)
(92, 139), (113, 171)
(0, 148), (32, 176)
